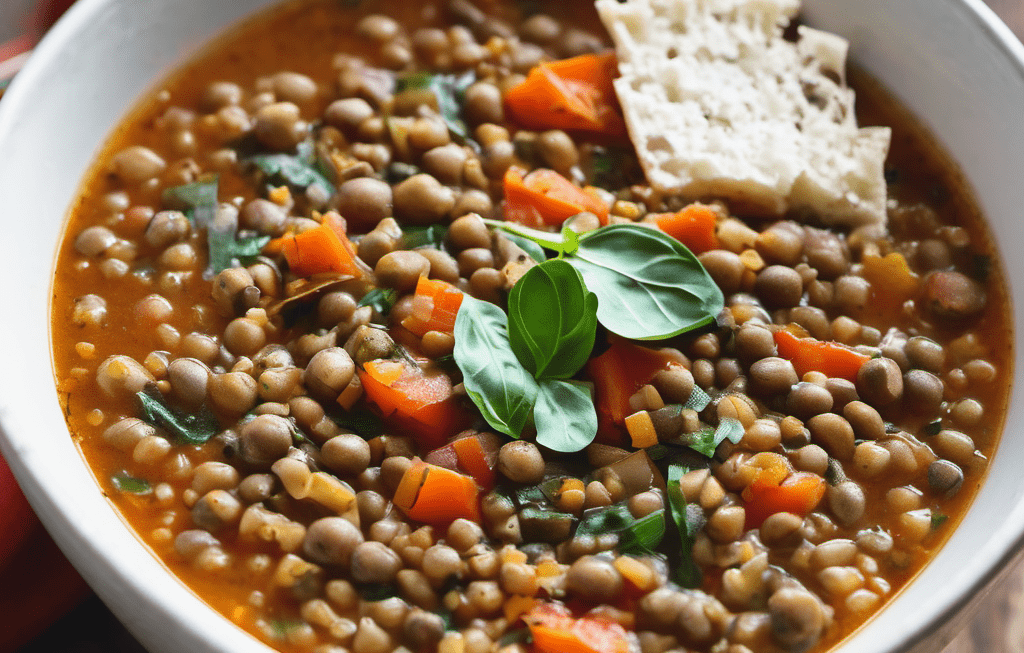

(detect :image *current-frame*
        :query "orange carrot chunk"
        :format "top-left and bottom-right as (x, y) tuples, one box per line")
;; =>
(525, 603), (630, 653)
(401, 277), (464, 338)
(504, 52), (626, 137)
(587, 341), (681, 425)
(653, 203), (720, 254)
(393, 458), (481, 525)
(503, 168), (609, 228)
(358, 360), (470, 450)
(281, 213), (362, 278)
(743, 471), (827, 529)
(773, 328), (871, 382)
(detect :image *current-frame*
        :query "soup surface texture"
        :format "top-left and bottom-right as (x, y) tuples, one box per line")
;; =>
(51, 1), (1012, 652)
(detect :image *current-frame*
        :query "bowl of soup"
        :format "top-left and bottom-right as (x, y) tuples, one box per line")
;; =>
(0, 0), (1022, 652)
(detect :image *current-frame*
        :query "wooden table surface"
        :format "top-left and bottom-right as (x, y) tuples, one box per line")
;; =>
(5, 1), (1024, 652)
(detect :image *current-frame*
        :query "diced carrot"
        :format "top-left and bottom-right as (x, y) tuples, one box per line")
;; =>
(743, 471), (826, 529)
(625, 410), (658, 449)
(452, 434), (498, 490)
(504, 52), (627, 137)
(525, 603), (630, 653)
(281, 213), (362, 278)
(394, 459), (482, 525)
(773, 328), (871, 382)
(653, 204), (719, 254)
(586, 340), (681, 426)
(401, 277), (464, 338)
(861, 252), (920, 309)
(504, 167), (610, 228)
(359, 360), (471, 450)
(613, 556), (657, 593)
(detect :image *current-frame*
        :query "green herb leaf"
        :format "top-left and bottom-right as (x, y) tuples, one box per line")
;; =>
(502, 232), (547, 263)
(685, 385), (712, 412)
(110, 472), (151, 495)
(572, 225), (724, 340)
(208, 228), (271, 274)
(397, 71), (476, 141)
(331, 409), (386, 439)
(358, 288), (399, 316)
(508, 260), (598, 379)
(136, 389), (219, 445)
(454, 295), (539, 438)
(162, 176), (218, 227)
(667, 464), (706, 588)
(931, 512), (949, 530)
(576, 503), (666, 553)
(403, 224), (448, 250)
(247, 140), (335, 196)
(533, 379), (598, 452)
(679, 417), (742, 457)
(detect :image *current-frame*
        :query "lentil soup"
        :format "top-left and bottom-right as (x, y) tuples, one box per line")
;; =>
(50, 1), (1012, 652)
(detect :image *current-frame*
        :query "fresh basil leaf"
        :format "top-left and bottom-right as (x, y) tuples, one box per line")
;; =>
(502, 232), (547, 263)
(678, 417), (742, 457)
(110, 472), (151, 495)
(560, 226), (580, 256)
(931, 512), (948, 530)
(576, 503), (665, 553)
(397, 71), (475, 141)
(533, 379), (597, 452)
(403, 224), (448, 250)
(667, 464), (705, 588)
(572, 225), (724, 340)
(358, 288), (399, 316)
(508, 260), (598, 379)
(247, 140), (335, 197)
(162, 176), (218, 227)
(136, 389), (219, 445)
(454, 295), (538, 438)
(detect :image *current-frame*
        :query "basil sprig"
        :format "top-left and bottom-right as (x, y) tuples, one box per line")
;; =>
(486, 221), (724, 340)
(454, 260), (599, 452)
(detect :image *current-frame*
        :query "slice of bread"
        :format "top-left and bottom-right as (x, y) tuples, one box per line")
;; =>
(596, 0), (891, 227)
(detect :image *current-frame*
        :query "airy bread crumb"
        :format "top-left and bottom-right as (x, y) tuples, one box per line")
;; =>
(596, 0), (891, 227)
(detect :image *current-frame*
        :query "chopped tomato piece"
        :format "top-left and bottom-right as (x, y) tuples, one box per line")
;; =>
(358, 359), (470, 450)
(279, 213), (362, 278)
(503, 168), (609, 228)
(653, 203), (719, 254)
(401, 277), (464, 338)
(525, 603), (630, 653)
(504, 52), (627, 137)
(393, 459), (481, 525)
(743, 471), (827, 529)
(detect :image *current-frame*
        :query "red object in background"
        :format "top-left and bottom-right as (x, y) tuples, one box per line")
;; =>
(0, 453), (89, 653)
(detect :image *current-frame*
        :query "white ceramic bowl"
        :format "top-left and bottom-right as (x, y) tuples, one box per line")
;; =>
(0, 1), (1021, 652)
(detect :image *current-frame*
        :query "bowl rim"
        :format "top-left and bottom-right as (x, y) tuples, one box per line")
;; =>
(0, 0), (1022, 651)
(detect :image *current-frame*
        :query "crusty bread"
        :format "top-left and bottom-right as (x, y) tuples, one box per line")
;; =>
(595, 0), (891, 227)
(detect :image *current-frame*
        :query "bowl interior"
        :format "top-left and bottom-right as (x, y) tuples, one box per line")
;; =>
(0, 0), (1022, 652)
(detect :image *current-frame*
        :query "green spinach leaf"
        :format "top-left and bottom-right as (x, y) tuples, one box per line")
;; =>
(666, 464), (705, 588)
(247, 140), (335, 196)
(507, 260), (598, 379)
(397, 71), (476, 141)
(208, 228), (271, 274)
(136, 389), (219, 445)
(533, 379), (597, 452)
(572, 225), (724, 340)
(162, 176), (218, 227)
(454, 295), (538, 438)
(110, 472), (151, 495)
(576, 503), (666, 553)
(403, 224), (448, 250)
